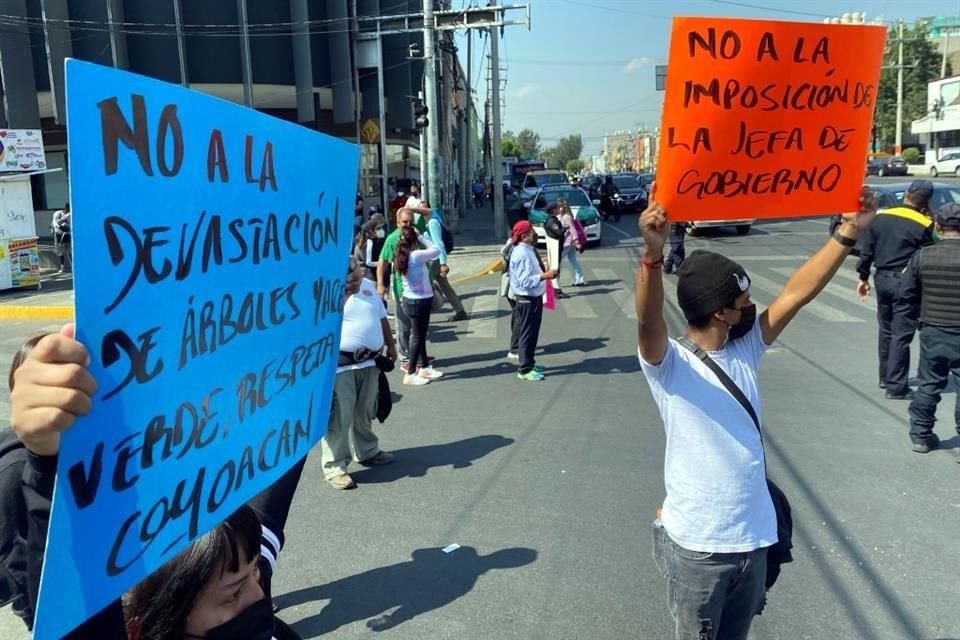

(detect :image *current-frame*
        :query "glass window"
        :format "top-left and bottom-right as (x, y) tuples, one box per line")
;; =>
(612, 175), (639, 189)
(539, 188), (590, 208)
(33, 150), (68, 210)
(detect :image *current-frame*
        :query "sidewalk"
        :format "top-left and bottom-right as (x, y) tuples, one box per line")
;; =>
(445, 205), (507, 284)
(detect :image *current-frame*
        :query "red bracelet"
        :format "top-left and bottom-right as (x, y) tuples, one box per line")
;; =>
(641, 256), (664, 270)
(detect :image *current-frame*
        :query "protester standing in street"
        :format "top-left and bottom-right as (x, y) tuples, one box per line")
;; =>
(394, 226), (444, 386)
(321, 258), (397, 489)
(856, 180), (936, 399)
(500, 234), (522, 360)
(378, 209), (421, 372)
(51, 202), (71, 274)
(355, 213), (387, 282)
(664, 221), (687, 275)
(509, 221), (558, 381)
(896, 203), (960, 454)
(636, 187), (875, 640)
(405, 183), (431, 233)
(423, 208), (469, 321)
(557, 201), (587, 289)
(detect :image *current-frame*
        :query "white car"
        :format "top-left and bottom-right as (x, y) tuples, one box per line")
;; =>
(689, 220), (755, 235)
(520, 170), (569, 202)
(928, 152), (960, 178)
(524, 185), (602, 246)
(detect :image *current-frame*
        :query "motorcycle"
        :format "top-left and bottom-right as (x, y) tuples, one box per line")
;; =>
(599, 193), (622, 222)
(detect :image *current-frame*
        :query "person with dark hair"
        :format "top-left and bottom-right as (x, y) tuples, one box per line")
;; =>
(355, 213), (387, 282)
(897, 203), (960, 454)
(636, 187), (875, 640)
(599, 175), (620, 222)
(394, 226), (443, 386)
(423, 207), (468, 322)
(52, 202), (72, 274)
(856, 179), (937, 399)
(5, 326), (306, 639)
(319, 258), (397, 490)
(664, 221), (688, 275)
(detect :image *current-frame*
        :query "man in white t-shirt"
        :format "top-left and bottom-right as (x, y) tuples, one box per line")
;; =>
(635, 188), (875, 639)
(320, 258), (398, 490)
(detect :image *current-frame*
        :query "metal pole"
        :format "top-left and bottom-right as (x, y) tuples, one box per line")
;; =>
(238, 0), (254, 107)
(376, 28), (389, 219)
(942, 31), (951, 78)
(419, 91), (428, 201)
(463, 30), (472, 208)
(172, 0), (189, 87)
(489, 23), (505, 239)
(423, 0), (442, 211)
(895, 19), (903, 154)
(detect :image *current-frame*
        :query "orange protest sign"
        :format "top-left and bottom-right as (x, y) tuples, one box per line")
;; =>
(656, 17), (886, 221)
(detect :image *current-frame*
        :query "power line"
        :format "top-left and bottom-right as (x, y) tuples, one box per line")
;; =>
(707, 0), (833, 19)
(555, 0), (670, 19)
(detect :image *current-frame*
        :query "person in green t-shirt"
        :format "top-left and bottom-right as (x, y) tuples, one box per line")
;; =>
(377, 208), (431, 370)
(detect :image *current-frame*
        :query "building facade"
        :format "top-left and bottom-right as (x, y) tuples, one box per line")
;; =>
(0, 0), (474, 224)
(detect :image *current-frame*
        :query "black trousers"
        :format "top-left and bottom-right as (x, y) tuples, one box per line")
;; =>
(507, 297), (520, 353)
(403, 297), (433, 371)
(874, 270), (915, 391)
(908, 325), (960, 443)
(665, 231), (686, 272)
(514, 295), (543, 373)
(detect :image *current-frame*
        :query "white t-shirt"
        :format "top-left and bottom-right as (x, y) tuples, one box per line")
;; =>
(338, 279), (387, 373)
(405, 195), (423, 209)
(638, 322), (777, 553)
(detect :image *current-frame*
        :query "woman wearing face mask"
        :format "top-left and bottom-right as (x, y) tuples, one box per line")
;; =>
(393, 226), (443, 386)
(354, 214), (387, 282)
(6, 327), (305, 640)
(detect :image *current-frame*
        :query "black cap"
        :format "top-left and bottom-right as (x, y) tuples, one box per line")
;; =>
(906, 180), (934, 209)
(677, 251), (751, 321)
(936, 202), (960, 230)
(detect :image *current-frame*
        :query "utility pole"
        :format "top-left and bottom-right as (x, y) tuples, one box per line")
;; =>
(422, 0), (442, 211)
(489, 24), (505, 239)
(896, 19), (904, 154)
(463, 30), (472, 209)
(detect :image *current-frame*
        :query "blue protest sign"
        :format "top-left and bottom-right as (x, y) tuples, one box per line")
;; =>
(34, 60), (358, 639)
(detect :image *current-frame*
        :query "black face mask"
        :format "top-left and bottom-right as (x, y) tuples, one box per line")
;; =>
(727, 303), (757, 341)
(186, 597), (275, 640)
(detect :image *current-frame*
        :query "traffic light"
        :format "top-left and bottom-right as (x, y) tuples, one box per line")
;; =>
(414, 100), (429, 130)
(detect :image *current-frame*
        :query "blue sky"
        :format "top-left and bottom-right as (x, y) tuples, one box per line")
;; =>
(456, 0), (960, 157)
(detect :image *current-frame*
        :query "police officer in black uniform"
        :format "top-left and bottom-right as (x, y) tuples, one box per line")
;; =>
(897, 203), (960, 454)
(856, 180), (936, 399)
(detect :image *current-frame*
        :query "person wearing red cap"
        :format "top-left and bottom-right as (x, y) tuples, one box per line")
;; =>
(508, 220), (558, 381)
(636, 185), (876, 640)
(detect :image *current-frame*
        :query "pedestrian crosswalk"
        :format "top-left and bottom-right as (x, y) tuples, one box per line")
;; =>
(445, 260), (879, 343)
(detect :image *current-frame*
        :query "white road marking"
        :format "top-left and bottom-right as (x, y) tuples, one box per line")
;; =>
(748, 272), (863, 323)
(465, 291), (500, 338)
(771, 267), (876, 312)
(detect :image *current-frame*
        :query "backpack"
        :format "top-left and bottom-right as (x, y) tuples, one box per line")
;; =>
(571, 218), (588, 247)
(440, 223), (454, 253)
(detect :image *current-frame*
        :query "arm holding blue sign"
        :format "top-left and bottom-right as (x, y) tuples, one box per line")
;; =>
(7, 327), (307, 639)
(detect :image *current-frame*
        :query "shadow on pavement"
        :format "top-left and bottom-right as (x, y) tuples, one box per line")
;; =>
(278, 546), (537, 637)
(540, 336), (610, 355)
(350, 435), (515, 484)
(543, 355), (639, 377)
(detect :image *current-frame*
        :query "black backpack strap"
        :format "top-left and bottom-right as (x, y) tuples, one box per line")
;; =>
(677, 337), (761, 435)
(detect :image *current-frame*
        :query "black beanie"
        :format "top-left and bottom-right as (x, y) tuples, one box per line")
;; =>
(676, 250), (751, 320)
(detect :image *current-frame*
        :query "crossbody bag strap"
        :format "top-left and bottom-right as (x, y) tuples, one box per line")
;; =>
(677, 337), (761, 435)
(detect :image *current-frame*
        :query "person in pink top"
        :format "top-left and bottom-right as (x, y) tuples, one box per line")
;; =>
(554, 201), (585, 296)
(394, 226), (445, 386)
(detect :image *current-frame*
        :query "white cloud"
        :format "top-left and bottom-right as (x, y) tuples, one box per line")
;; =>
(515, 83), (542, 99)
(624, 57), (654, 73)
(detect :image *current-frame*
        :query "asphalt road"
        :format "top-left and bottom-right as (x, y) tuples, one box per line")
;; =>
(1, 216), (959, 639)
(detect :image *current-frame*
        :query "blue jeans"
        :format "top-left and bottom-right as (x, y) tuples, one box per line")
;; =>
(561, 245), (584, 285)
(652, 521), (767, 640)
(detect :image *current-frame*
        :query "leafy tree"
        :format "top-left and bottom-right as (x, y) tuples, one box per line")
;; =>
(501, 134), (521, 158)
(566, 159), (586, 174)
(543, 134), (584, 170)
(515, 128), (542, 160)
(874, 22), (947, 151)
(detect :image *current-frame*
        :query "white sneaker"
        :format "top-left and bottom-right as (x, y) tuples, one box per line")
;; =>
(507, 352), (519, 360)
(403, 373), (430, 386)
(417, 367), (444, 380)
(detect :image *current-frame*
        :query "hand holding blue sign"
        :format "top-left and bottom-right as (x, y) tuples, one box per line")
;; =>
(33, 60), (358, 639)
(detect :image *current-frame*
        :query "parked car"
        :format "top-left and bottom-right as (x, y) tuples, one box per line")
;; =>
(610, 173), (648, 213)
(867, 156), (908, 177)
(524, 185), (602, 245)
(520, 170), (569, 202)
(927, 152), (960, 178)
(828, 181), (960, 236)
(688, 219), (755, 235)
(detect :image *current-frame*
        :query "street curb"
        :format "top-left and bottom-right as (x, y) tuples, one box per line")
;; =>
(450, 257), (504, 285)
(0, 306), (74, 321)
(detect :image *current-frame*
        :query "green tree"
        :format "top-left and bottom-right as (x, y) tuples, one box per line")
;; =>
(566, 159), (586, 174)
(543, 134), (584, 170)
(515, 128), (542, 160)
(874, 22), (947, 152)
(501, 133), (521, 159)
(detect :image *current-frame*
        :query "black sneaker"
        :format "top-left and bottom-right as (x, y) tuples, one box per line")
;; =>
(885, 390), (914, 400)
(556, 290), (571, 299)
(878, 381), (887, 390)
(911, 435), (940, 454)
